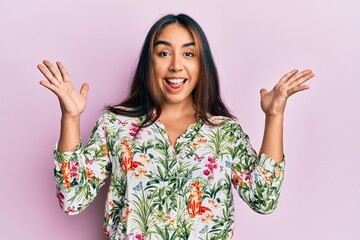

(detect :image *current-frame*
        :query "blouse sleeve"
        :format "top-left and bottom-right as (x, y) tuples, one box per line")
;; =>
(231, 123), (285, 214)
(53, 112), (112, 215)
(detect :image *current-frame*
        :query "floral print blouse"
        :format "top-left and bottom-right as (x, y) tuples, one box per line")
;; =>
(54, 110), (285, 240)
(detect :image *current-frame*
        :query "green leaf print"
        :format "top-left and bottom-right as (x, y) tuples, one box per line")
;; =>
(131, 190), (156, 238)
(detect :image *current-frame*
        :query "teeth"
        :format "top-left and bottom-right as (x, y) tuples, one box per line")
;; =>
(166, 78), (186, 83)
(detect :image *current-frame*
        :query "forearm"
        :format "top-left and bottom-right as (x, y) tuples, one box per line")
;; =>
(259, 115), (284, 163)
(58, 116), (81, 152)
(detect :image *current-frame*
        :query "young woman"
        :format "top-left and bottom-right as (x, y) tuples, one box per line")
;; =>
(38, 14), (313, 240)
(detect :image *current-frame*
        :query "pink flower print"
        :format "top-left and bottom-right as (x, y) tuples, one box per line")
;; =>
(208, 156), (216, 164)
(101, 126), (107, 138)
(85, 158), (94, 165)
(118, 120), (127, 126)
(65, 206), (75, 214)
(129, 122), (142, 139)
(56, 186), (64, 208)
(135, 233), (144, 240)
(203, 157), (218, 180)
(103, 227), (110, 238)
(195, 154), (204, 162)
(130, 127), (138, 132)
(205, 162), (217, 171)
(131, 122), (139, 127)
(209, 173), (214, 180)
(69, 162), (79, 178)
(203, 169), (210, 176)
(241, 170), (250, 181)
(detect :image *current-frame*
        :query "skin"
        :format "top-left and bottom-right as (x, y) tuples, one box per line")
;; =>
(153, 23), (200, 145)
(259, 69), (314, 162)
(37, 23), (314, 162)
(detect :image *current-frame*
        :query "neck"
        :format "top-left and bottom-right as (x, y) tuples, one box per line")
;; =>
(161, 100), (196, 120)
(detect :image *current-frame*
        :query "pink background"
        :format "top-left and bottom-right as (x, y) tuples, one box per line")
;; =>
(1, 0), (359, 239)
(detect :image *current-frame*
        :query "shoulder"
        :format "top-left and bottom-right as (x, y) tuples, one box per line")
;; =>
(207, 115), (240, 127)
(99, 109), (144, 126)
(205, 115), (244, 133)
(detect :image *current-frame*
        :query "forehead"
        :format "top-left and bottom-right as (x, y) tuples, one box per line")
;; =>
(155, 23), (195, 44)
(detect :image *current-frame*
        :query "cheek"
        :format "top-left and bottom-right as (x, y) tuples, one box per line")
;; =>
(153, 59), (167, 77)
(190, 63), (200, 79)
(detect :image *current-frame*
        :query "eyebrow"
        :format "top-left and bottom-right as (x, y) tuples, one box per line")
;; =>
(154, 40), (195, 48)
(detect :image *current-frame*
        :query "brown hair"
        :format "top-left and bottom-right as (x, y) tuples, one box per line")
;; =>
(107, 14), (235, 128)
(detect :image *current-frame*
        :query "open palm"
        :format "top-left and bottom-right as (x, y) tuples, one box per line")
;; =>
(38, 60), (89, 118)
(260, 69), (314, 117)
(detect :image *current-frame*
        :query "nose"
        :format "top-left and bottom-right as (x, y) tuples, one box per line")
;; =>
(168, 54), (183, 72)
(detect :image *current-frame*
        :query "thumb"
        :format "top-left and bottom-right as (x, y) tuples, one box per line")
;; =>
(260, 88), (267, 97)
(80, 83), (89, 98)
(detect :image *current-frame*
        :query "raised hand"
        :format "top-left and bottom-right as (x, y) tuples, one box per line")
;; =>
(260, 69), (314, 118)
(38, 60), (89, 119)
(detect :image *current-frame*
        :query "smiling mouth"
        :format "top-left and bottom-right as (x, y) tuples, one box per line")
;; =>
(165, 78), (187, 88)
(165, 78), (187, 84)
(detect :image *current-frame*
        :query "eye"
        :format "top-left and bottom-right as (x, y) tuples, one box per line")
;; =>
(184, 52), (194, 57)
(159, 52), (170, 57)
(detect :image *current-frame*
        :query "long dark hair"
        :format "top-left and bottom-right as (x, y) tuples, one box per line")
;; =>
(107, 14), (235, 128)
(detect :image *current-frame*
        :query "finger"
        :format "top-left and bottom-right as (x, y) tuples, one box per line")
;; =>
(37, 63), (61, 87)
(288, 70), (314, 88)
(79, 83), (89, 98)
(39, 80), (61, 95)
(279, 69), (298, 83)
(56, 61), (71, 82)
(287, 85), (310, 97)
(43, 60), (63, 82)
(260, 88), (268, 97)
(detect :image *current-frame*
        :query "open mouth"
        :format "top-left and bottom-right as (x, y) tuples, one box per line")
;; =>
(165, 78), (187, 89)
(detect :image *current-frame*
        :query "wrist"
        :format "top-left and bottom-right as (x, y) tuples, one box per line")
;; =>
(61, 115), (81, 123)
(265, 114), (284, 122)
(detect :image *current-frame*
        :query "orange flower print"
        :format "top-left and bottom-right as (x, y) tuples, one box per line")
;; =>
(201, 209), (214, 222)
(120, 141), (145, 175)
(139, 153), (151, 163)
(86, 167), (94, 179)
(261, 170), (272, 184)
(53, 112), (285, 239)
(61, 162), (71, 188)
(274, 166), (281, 177)
(198, 138), (207, 144)
(187, 181), (213, 220)
(121, 207), (133, 222)
(231, 171), (243, 188)
(164, 214), (175, 224)
(208, 198), (219, 209)
(101, 144), (108, 156)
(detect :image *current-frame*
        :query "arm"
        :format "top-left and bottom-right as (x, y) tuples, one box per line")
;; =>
(38, 60), (111, 214)
(54, 113), (111, 215)
(232, 69), (314, 213)
(259, 69), (314, 162)
(38, 60), (89, 151)
(231, 123), (285, 214)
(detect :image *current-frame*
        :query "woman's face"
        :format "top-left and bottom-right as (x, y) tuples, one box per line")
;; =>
(153, 23), (200, 107)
